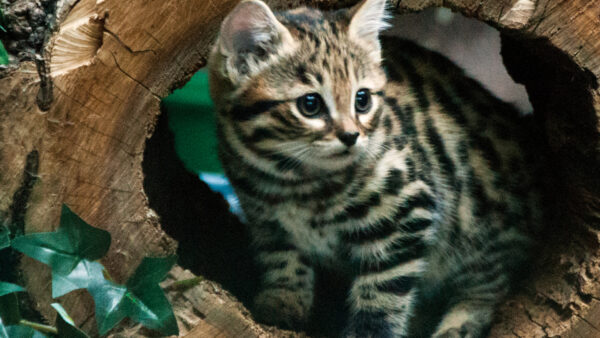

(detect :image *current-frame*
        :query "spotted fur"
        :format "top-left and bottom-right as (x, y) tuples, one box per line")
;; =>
(208, 0), (540, 336)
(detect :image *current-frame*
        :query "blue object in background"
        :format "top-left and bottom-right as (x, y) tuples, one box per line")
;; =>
(199, 172), (245, 222)
(163, 70), (244, 221)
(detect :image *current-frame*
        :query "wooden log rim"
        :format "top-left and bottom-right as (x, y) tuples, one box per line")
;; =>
(0, 0), (598, 336)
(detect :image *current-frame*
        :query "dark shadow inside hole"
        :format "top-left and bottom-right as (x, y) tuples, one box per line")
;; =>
(501, 34), (599, 164)
(501, 32), (600, 229)
(496, 31), (600, 334)
(142, 107), (259, 305)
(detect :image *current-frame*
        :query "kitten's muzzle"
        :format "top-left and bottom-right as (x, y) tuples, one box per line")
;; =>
(338, 131), (360, 147)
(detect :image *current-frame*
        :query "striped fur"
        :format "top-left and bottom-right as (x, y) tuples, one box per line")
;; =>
(208, 0), (540, 336)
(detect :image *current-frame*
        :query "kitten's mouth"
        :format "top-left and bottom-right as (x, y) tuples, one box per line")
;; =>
(309, 143), (362, 161)
(331, 149), (353, 157)
(320, 148), (363, 163)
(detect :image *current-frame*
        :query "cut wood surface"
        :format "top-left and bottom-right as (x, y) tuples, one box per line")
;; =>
(0, 0), (599, 337)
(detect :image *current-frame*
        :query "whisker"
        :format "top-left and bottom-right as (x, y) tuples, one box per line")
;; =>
(282, 146), (311, 171)
(259, 142), (308, 156)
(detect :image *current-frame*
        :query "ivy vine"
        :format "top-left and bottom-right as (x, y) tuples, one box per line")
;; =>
(0, 7), (7, 65)
(0, 205), (179, 337)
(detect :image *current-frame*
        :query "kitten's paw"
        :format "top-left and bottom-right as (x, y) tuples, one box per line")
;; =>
(252, 289), (311, 330)
(433, 322), (486, 338)
(342, 311), (395, 338)
(342, 326), (395, 338)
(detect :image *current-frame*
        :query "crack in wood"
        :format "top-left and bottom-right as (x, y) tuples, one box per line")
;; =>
(0, 154), (39, 319)
(394, 0), (401, 11)
(53, 83), (109, 121)
(530, 0), (553, 33)
(61, 137), (104, 159)
(104, 28), (158, 55)
(78, 121), (135, 150)
(35, 53), (53, 111)
(533, 0), (564, 34)
(575, 313), (600, 333)
(143, 29), (163, 47)
(9, 150), (40, 237)
(524, 307), (549, 337)
(497, 4), (506, 23)
(0, 151), (45, 326)
(72, 176), (134, 194)
(474, 0), (484, 17)
(110, 52), (161, 99)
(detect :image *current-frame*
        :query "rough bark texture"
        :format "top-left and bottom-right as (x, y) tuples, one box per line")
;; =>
(0, 0), (598, 336)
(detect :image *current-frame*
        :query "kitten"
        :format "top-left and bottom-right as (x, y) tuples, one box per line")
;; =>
(208, 0), (540, 336)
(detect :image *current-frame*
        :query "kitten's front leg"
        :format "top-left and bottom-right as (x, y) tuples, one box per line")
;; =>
(344, 262), (423, 337)
(252, 233), (315, 330)
(431, 301), (495, 338)
(342, 192), (434, 337)
(431, 274), (511, 338)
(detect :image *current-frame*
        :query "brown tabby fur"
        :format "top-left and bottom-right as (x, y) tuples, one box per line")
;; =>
(208, 0), (541, 336)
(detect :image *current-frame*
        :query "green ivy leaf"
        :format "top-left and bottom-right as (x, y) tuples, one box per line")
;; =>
(0, 282), (24, 297)
(0, 41), (8, 65)
(0, 282), (25, 326)
(11, 205), (111, 296)
(52, 260), (106, 298)
(0, 225), (9, 250)
(125, 256), (178, 335)
(0, 318), (6, 338)
(0, 324), (48, 338)
(52, 303), (88, 338)
(88, 279), (127, 335)
(89, 256), (178, 336)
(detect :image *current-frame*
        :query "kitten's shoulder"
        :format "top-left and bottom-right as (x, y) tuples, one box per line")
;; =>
(379, 36), (466, 82)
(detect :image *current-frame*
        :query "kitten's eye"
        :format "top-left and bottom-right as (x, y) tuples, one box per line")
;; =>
(297, 93), (323, 117)
(355, 89), (372, 114)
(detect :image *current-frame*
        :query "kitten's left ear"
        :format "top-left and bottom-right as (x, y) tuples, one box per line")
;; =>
(348, 0), (390, 52)
(219, 0), (295, 57)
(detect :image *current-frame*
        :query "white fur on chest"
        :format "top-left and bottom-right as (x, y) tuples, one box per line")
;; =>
(270, 148), (412, 262)
(275, 203), (340, 262)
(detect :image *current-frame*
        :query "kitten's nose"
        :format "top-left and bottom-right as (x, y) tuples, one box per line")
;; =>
(338, 132), (359, 147)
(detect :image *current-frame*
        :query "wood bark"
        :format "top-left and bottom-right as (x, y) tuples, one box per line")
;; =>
(0, 0), (598, 337)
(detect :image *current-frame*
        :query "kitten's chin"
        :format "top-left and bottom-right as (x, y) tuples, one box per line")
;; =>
(303, 149), (363, 172)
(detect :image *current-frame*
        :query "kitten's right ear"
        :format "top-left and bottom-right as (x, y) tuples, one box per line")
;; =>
(219, 0), (294, 57)
(347, 0), (390, 59)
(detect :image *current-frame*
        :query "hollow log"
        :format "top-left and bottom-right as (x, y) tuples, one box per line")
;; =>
(0, 0), (598, 336)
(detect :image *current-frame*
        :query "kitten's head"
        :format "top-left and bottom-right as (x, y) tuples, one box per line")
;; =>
(209, 0), (390, 174)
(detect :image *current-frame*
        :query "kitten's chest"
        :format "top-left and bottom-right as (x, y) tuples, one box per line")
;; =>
(274, 203), (344, 264)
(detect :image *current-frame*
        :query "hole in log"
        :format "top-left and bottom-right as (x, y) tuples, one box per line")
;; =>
(142, 100), (260, 306)
(493, 32), (600, 336)
(140, 4), (600, 337)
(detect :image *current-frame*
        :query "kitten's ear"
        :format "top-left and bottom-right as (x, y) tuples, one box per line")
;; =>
(219, 0), (294, 57)
(348, 0), (390, 52)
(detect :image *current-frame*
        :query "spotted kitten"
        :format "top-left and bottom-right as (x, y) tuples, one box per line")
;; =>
(208, 0), (540, 336)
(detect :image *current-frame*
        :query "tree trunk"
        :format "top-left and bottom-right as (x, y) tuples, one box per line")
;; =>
(0, 0), (598, 337)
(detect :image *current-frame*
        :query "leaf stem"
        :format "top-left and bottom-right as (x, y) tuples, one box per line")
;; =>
(167, 276), (204, 291)
(102, 266), (114, 282)
(19, 319), (58, 334)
